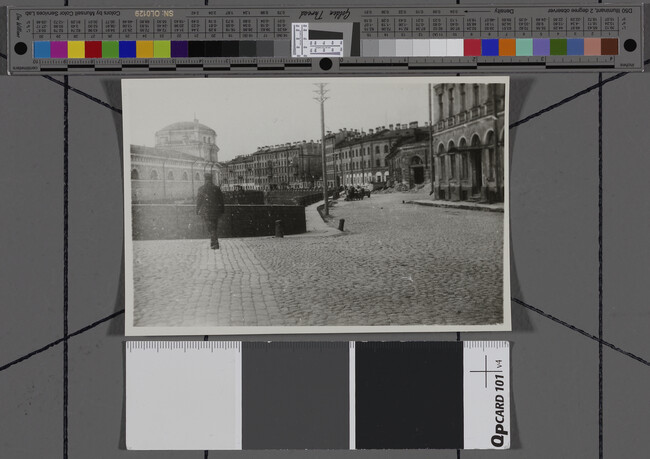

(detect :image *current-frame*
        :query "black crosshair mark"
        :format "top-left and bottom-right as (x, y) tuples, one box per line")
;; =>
(469, 355), (503, 389)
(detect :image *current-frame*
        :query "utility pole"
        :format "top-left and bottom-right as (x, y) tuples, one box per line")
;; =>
(314, 83), (329, 216)
(428, 83), (435, 196)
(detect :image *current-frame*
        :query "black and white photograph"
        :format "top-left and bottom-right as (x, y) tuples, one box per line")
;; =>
(123, 76), (510, 335)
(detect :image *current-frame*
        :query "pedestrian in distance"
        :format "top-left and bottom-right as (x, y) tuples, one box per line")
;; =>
(347, 186), (356, 201)
(196, 173), (225, 250)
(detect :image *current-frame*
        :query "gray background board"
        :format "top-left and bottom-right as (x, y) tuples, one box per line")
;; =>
(1, 0), (649, 458)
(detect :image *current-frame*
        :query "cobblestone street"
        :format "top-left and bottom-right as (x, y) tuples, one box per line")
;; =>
(133, 192), (503, 328)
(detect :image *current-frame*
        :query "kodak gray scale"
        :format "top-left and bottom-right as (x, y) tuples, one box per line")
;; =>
(5, 4), (646, 74)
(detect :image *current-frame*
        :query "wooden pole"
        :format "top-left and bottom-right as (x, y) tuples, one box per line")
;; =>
(314, 83), (329, 216)
(428, 84), (435, 196)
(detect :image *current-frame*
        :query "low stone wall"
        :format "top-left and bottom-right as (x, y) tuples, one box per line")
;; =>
(134, 189), (324, 206)
(265, 191), (328, 206)
(133, 204), (306, 240)
(223, 190), (265, 205)
(132, 180), (200, 203)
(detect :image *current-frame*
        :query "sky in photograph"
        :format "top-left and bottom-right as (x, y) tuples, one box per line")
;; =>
(124, 77), (442, 162)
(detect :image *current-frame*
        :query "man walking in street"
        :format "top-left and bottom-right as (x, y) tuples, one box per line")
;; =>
(196, 172), (225, 249)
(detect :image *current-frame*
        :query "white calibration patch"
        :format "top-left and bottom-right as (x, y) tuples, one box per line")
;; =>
(463, 341), (510, 449)
(292, 23), (344, 57)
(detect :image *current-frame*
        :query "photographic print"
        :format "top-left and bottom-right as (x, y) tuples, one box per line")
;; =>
(123, 76), (510, 335)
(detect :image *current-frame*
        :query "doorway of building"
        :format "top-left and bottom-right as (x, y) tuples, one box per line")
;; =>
(471, 150), (482, 195)
(413, 167), (424, 184)
(411, 156), (424, 185)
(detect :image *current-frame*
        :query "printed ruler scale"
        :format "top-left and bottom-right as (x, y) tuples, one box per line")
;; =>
(126, 340), (510, 450)
(5, 5), (645, 74)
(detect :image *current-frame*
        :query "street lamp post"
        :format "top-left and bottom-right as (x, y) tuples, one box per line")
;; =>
(314, 83), (329, 216)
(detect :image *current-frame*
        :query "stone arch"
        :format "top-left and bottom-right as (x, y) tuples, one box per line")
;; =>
(149, 169), (159, 180)
(167, 170), (175, 180)
(131, 168), (139, 180)
(182, 171), (189, 181)
(484, 129), (496, 145)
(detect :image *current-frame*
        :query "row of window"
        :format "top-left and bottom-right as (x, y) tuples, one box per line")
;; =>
(132, 169), (201, 181)
(240, 158), (292, 168)
(337, 171), (390, 185)
(437, 131), (496, 154)
(335, 158), (384, 172)
(436, 149), (497, 182)
(439, 153), (471, 181)
(338, 144), (390, 160)
(438, 84), (483, 120)
(158, 135), (214, 145)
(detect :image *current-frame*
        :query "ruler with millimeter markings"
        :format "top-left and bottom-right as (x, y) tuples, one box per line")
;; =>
(5, 5), (645, 74)
(126, 340), (510, 450)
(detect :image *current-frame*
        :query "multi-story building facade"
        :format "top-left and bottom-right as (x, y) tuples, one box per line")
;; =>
(388, 83), (506, 203)
(219, 141), (321, 190)
(324, 129), (354, 189)
(130, 118), (221, 203)
(327, 123), (422, 188)
(221, 154), (255, 189)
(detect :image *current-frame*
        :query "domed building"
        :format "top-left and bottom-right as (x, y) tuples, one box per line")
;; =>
(155, 118), (219, 163)
(130, 117), (222, 203)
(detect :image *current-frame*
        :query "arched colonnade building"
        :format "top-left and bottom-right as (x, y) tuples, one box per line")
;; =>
(388, 83), (506, 203)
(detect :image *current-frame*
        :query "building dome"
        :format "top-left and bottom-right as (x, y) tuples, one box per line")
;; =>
(157, 120), (216, 135)
(154, 118), (220, 162)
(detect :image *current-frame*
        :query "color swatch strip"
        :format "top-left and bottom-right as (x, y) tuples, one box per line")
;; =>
(33, 38), (618, 59)
(362, 37), (619, 57)
(126, 341), (510, 451)
(33, 40), (290, 58)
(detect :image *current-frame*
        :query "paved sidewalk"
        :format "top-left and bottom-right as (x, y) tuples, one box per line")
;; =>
(405, 199), (504, 213)
(133, 239), (285, 327)
(300, 201), (342, 237)
(133, 193), (504, 328)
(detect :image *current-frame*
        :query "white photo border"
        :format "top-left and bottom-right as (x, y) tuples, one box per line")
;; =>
(123, 75), (511, 336)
